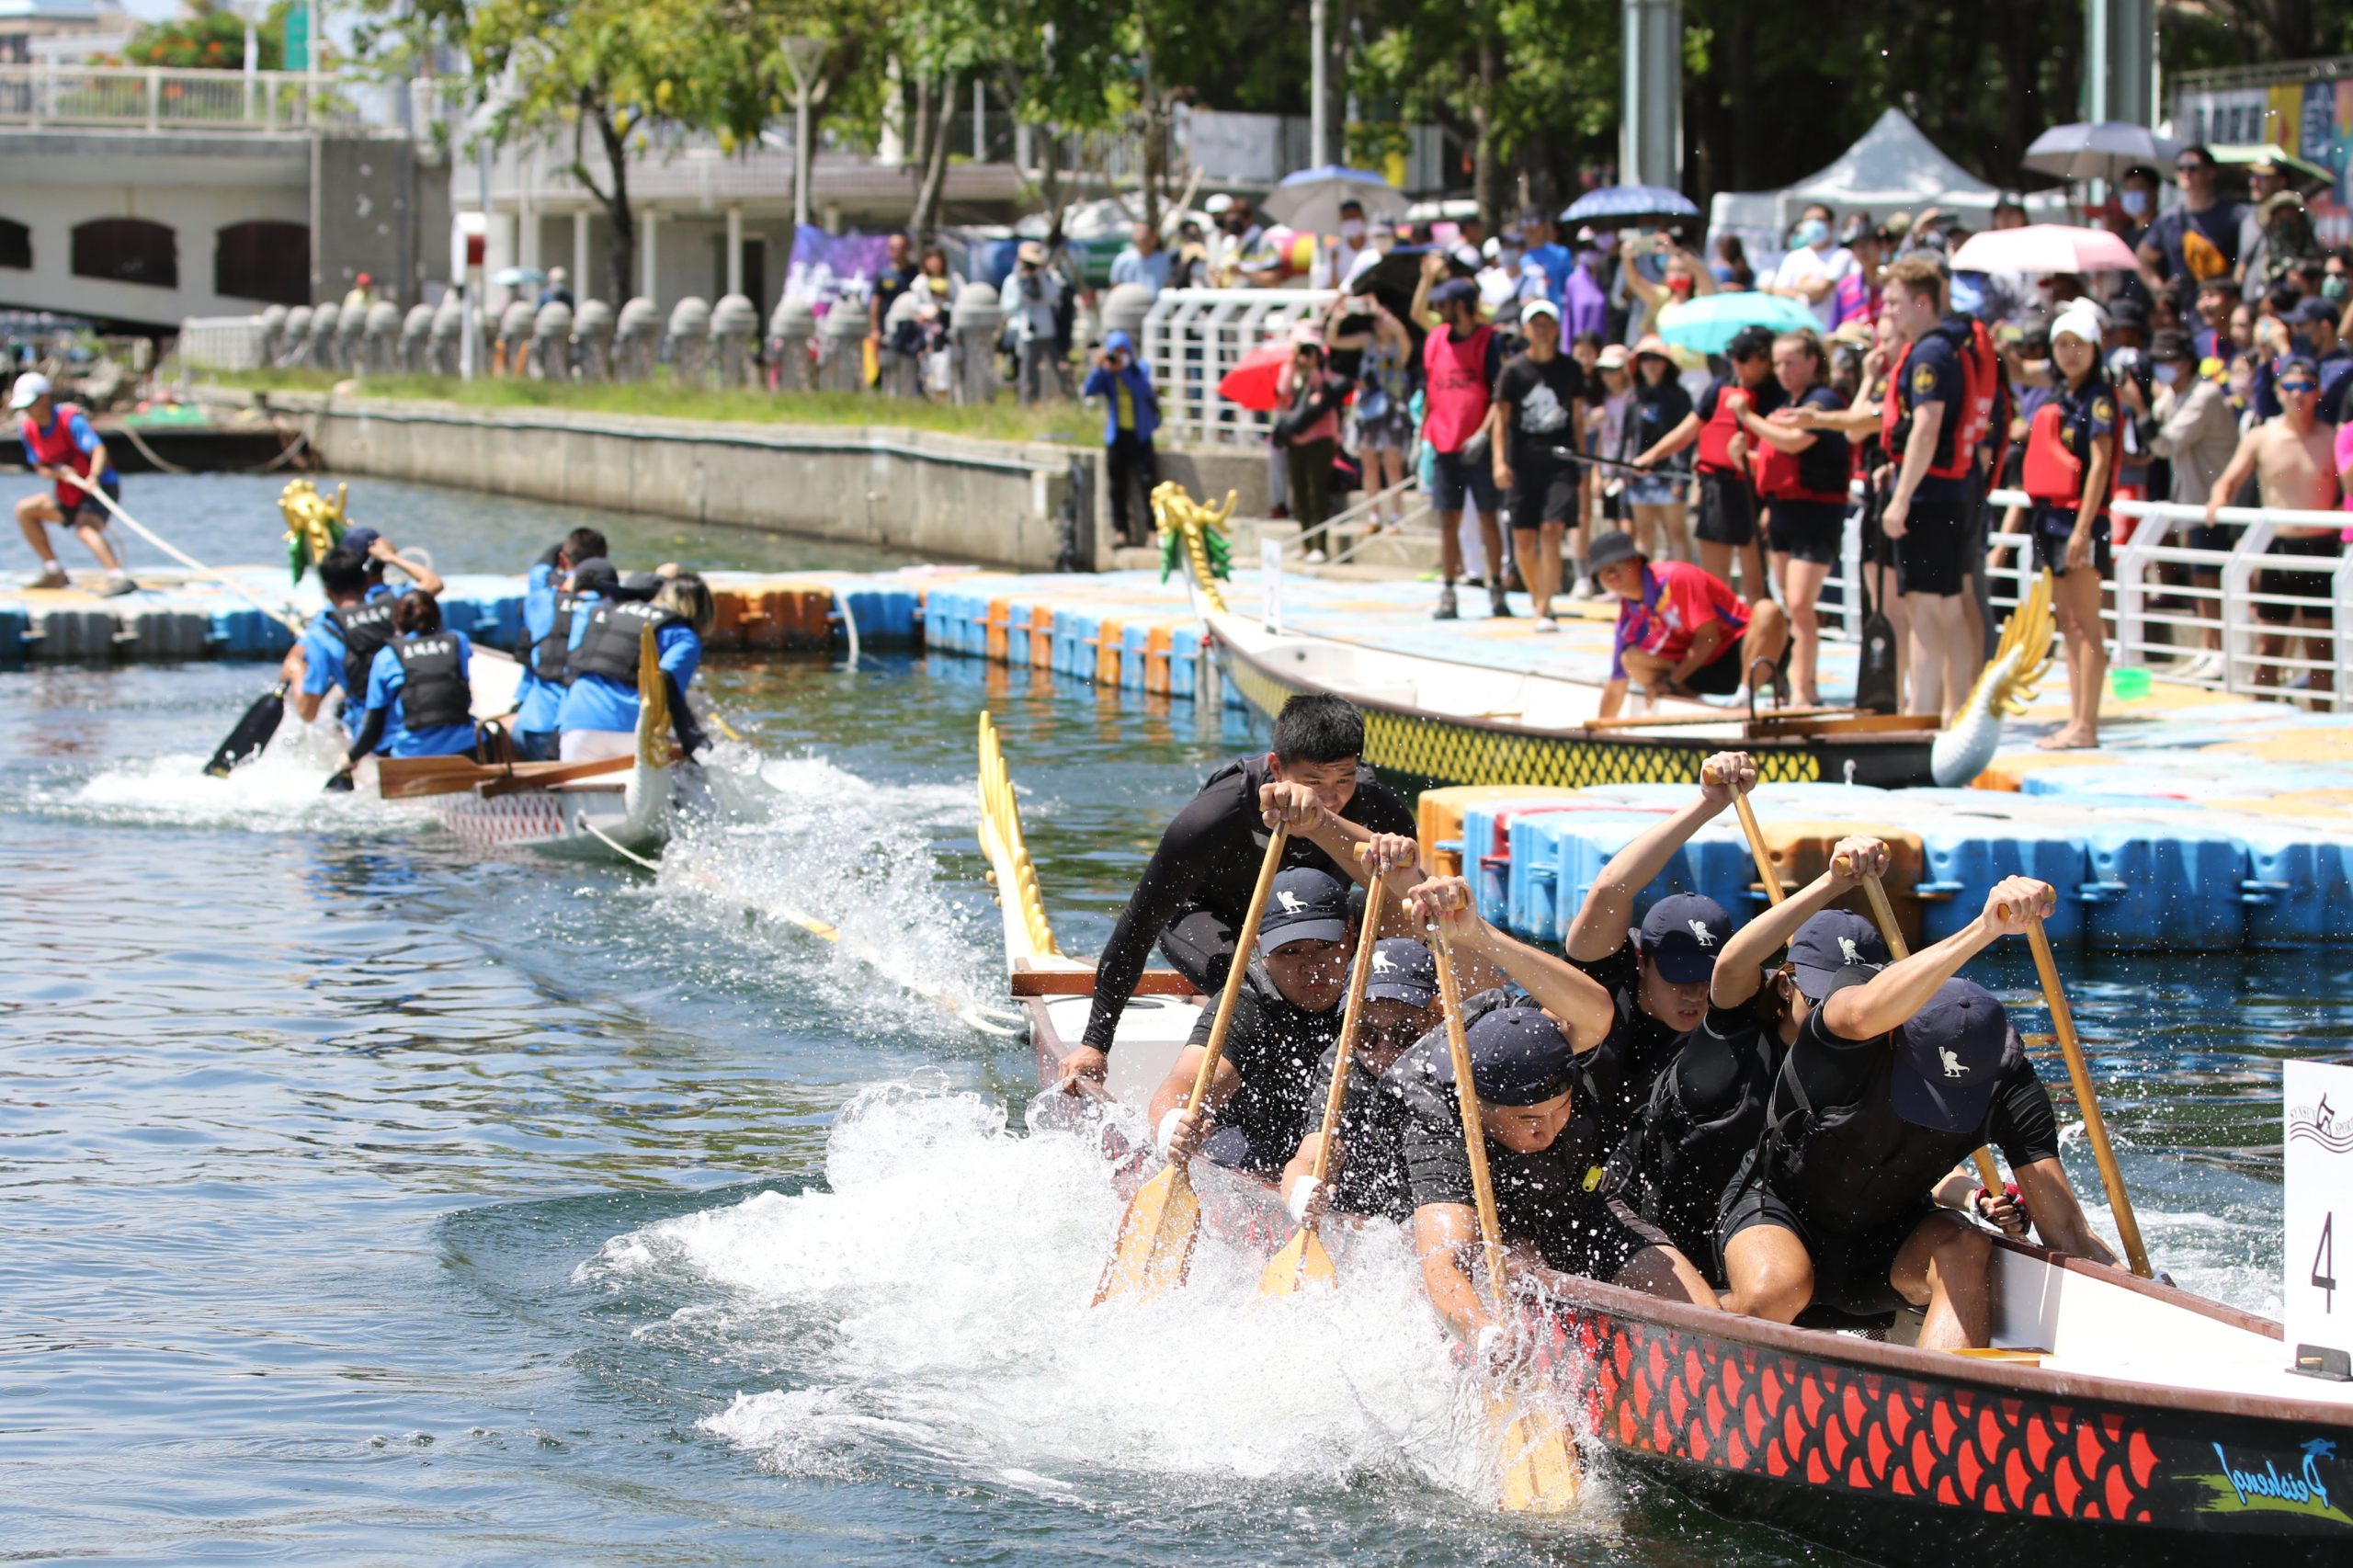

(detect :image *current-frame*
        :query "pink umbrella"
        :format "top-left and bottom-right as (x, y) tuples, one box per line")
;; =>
(1949, 224), (2139, 275)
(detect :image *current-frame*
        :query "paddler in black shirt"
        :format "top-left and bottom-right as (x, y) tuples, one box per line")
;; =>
(1067, 693), (1419, 1086)
(1388, 875), (1719, 1354)
(1560, 750), (1756, 1142)
(1276, 936), (1446, 1227)
(1615, 839), (1893, 1279)
(1717, 876), (2119, 1351)
(1147, 868), (1357, 1176)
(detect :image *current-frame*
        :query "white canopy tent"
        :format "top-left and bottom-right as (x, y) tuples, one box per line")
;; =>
(1708, 108), (2072, 261)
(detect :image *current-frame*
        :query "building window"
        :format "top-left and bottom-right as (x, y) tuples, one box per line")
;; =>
(0, 218), (28, 271)
(214, 221), (310, 305)
(72, 218), (177, 289)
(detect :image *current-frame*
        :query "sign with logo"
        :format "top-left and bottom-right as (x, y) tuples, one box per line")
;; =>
(1261, 537), (1285, 634)
(2285, 1060), (2353, 1378)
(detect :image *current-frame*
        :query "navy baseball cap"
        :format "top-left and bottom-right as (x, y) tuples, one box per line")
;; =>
(1891, 978), (2008, 1133)
(567, 556), (621, 597)
(1429, 277), (1479, 309)
(1637, 893), (1733, 984)
(1788, 910), (1888, 1003)
(1361, 937), (1438, 1008)
(2294, 296), (2339, 325)
(1437, 1006), (1578, 1107)
(1257, 867), (1350, 954)
(339, 526), (382, 558)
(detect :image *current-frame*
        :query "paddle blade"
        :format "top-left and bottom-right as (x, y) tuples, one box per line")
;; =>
(1092, 1164), (1200, 1306)
(1256, 1224), (1337, 1298)
(1494, 1399), (1581, 1514)
(203, 686), (287, 777)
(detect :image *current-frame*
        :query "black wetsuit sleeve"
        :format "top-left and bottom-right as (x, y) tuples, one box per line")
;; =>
(1084, 783), (1245, 1052)
(346, 707), (388, 764)
(1989, 1056), (2063, 1171)
(665, 675), (708, 757)
(1402, 1105), (1475, 1212)
(1786, 1006), (1878, 1110)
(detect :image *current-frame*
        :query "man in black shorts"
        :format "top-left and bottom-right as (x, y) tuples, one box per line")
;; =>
(1717, 876), (2120, 1349)
(1390, 873), (1718, 1352)
(1879, 254), (1980, 723)
(1490, 298), (1587, 631)
(1067, 693), (1419, 1087)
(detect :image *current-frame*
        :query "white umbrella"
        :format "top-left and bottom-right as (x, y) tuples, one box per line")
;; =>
(2023, 122), (2181, 186)
(1261, 165), (1402, 236)
(1949, 224), (2141, 275)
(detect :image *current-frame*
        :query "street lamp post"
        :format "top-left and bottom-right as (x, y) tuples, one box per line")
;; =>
(779, 37), (826, 235)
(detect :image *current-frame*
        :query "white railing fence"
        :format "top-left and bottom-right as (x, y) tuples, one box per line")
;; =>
(176, 316), (271, 371)
(1793, 486), (2353, 711)
(0, 65), (451, 138)
(1141, 288), (1339, 447)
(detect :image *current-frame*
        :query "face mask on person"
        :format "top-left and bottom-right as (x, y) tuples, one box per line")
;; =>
(1795, 219), (1829, 248)
(1340, 219), (1366, 243)
(2327, 276), (2351, 301)
(2120, 188), (2151, 218)
(2155, 362), (2180, 386)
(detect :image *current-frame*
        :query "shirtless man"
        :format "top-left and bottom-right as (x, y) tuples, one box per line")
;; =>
(2207, 357), (2343, 698)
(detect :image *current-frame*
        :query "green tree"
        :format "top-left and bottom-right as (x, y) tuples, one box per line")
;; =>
(123, 0), (287, 71)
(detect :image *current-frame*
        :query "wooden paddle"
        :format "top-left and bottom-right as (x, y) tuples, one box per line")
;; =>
(1429, 927), (1580, 1514)
(1258, 868), (1384, 1298)
(1730, 790), (1783, 904)
(1093, 823), (1290, 1306)
(2026, 916), (2153, 1278)
(203, 681), (288, 777)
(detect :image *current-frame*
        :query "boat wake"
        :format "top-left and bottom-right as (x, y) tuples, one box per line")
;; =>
(28, 720), (425, 835)
(580, 1076), (1612, 1519)
(655, 756), (1014, 1039)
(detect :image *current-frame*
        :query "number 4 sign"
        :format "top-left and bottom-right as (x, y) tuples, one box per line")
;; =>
(2285, 1060), (2353, 1380)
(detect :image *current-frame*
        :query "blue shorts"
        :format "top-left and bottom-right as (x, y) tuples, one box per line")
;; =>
(1429, 449), (1500, 517)
(1625, 472), (1683, 507)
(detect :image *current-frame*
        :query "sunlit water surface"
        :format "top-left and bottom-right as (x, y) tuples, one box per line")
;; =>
(0, 476), (2339, 1563)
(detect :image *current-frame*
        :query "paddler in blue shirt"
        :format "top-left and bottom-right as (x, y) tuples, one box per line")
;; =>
(555, 566), (714, 763)
(325, 589), (478, 789)
(514, 526), (609, 761)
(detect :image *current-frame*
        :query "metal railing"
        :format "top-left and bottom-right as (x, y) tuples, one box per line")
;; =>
(177, 316), (271, 371)
(1140, 287), (1339, 447)
(0, 65), (447, 136)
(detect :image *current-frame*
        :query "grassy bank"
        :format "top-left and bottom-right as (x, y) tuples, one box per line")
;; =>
(210, 370), (1091, 446)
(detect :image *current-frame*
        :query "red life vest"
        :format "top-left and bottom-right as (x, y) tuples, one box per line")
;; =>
(1695, 383), (1750, 474)
(1878, 321), (1997, 482)
(1421, 324), (1495, 455)
(21, 402), (96, 506)
(2021, 397), (2112, 512)
(1753, 439), (1848, 506)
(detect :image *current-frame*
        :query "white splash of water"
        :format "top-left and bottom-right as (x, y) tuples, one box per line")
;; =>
(34, 720), (427, 835)
(580, 1076), (1580, 1517)
(655, 756), (1003, 1037)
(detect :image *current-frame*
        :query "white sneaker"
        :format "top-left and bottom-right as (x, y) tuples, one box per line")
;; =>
(1533, 615), (1560, 633)
(1304, 548), (1327, 564)
(99, 571), (136, 597)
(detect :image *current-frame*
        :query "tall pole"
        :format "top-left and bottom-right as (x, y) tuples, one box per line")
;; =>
(1310, 0), (1328, 168)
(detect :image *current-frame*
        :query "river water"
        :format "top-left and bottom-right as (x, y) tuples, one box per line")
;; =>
(1, 476), (2339, 1564)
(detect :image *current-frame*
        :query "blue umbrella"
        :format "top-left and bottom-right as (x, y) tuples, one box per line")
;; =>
(1262, 165), (1404, 234)
(1560, 184), (1700, 224)
(1656, 293), (1819, 355)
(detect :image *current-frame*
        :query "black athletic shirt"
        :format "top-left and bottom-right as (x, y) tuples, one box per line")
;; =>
(1567, 944), (1692, 1144)
(1307, 1040), (1418, 1223)
(1764, 1006), (2062, 1233)
(1083, 755), (1416, 1051)
(1185, 960), (1343, 1176)
(1495, 353), (1587, 471)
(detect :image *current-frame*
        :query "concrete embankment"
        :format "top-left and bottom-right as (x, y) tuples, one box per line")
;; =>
(200, 389), (1270, 573)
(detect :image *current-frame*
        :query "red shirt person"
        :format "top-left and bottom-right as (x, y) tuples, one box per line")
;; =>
(1589, 528), (1787, 720)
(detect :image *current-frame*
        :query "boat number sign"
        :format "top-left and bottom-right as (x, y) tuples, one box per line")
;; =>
(2286, 1060), (2353, 1381)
